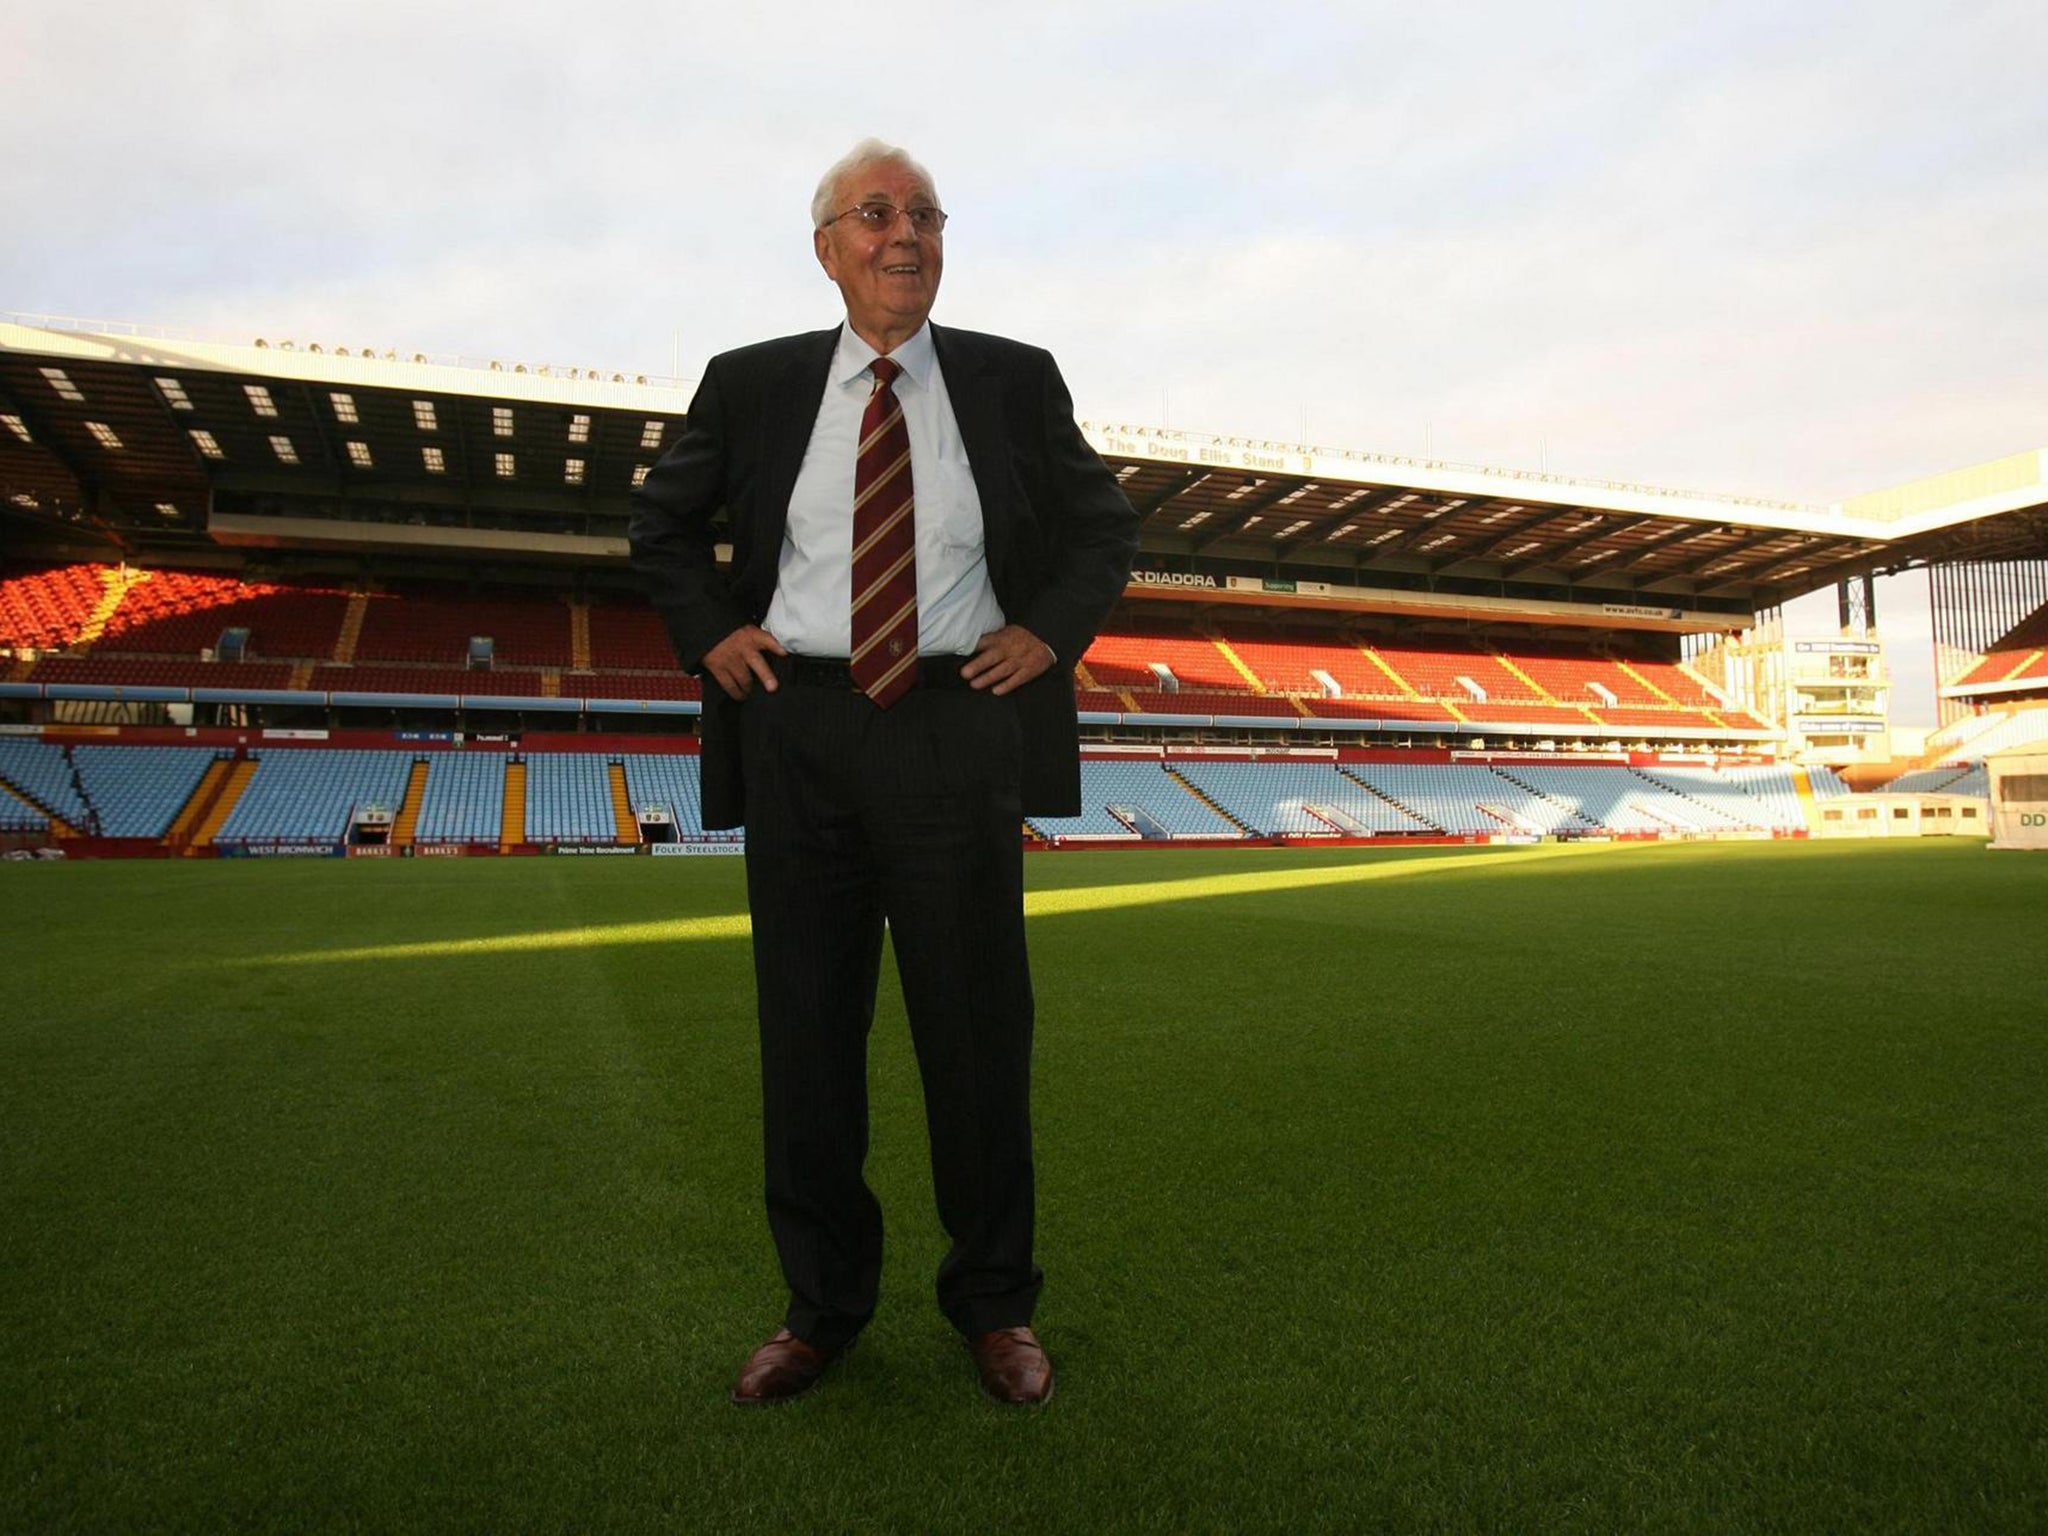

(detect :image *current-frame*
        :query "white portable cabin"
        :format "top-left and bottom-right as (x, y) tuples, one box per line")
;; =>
(1986, 746), (2048, 850)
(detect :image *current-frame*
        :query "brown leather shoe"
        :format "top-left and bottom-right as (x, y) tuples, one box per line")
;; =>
(729, 1328), (840, 1406)
(967, 1325), (1054, 1405)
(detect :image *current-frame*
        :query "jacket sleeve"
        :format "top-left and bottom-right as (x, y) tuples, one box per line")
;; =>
(1016, 353), (1140, 665)
(627, 356), (754, 672)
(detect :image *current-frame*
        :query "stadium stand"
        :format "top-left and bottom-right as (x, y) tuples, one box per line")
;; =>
(1806, 767), (1853, 798)
(0, 737), (94, 828)
(4, 565), (1782, 744)
(1172, 761), (1436, 837)
(214, 750), (414, 845)
(31, 656), (299, 689)
(1618, 766), (1774, 831)
(587, 601), (679, 671)
(1944, 708), (2048, 759)
(1028, 760), (1244, 841)
(309, 664), (559, 697)
(98, 571), (351, 658)
(1950, 604), (2048, 689)
(1716, 764), (1810, 831)
(413, 753), (510, 845)
(522, 754), (618, 843)
(1492, 765), (1716, 834)
(1071, 623), (1752, 732)
(1885, 766), (1974, 794)
(0, 564), (108, 650)
(353, 587), (571, 667)
(1944, 763), (1991, 798)
(1084, 627), (1246, 691)
(1342, 762), (1587, 836)
(620, 753), (710, 837)
(1122, 689), (1300, 718)
(69, 745), (222, 837)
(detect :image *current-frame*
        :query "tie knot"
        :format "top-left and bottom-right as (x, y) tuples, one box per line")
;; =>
(869, 356), (901, 390)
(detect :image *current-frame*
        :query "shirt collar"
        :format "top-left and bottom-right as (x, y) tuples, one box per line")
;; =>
(833, 320), (935, 393)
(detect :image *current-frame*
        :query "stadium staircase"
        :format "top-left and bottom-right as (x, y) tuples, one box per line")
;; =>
(1209, 634), (1267, 692)
(1620, 660), (1678, 703)
(1163, 767), (1257, 835)
(1491, 651), (1552, 701)
(7, 656), (35, 682)
(1790, 768), (1824, 834)
(499, 760), (527, 849)
(163, 756), (233, 847)
(1359, 645), (1423, 697)
(332, 594), (368, 663)
(608, 762), (638, 845)
(180, 758), (258, 851)
(74, 567), (152, 651)
(1073, 658), (1099, 691)
(541, 671), (561, 698)
(568, 603), (593, 671)
(392, 761), (430, 848)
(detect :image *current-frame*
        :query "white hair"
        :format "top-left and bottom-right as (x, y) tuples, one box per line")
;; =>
(810, 138), (938, 228)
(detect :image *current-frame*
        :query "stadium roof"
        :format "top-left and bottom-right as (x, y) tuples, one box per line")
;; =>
(7, 315), (2047, 630)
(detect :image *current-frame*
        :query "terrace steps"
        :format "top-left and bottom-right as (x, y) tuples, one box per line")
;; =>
(185, 758), (258, 850)
(1998, 647), (2045, 682)
(1791, 767), (1823, 834)
(569, 603), (593, 671)
(75, 568), (152, 651)
(332, 594), (368, 663)
(164, 757), (232, 847)
(1209, 635), (1266, 693)
(1359, 645), (1421, 697)
(392, 761), (430, 847)
(609, 762), (639, 844)
(1619, 660), (1677, 704)
(500, 760), (527, 849)
(1491, 652), (1553, 700)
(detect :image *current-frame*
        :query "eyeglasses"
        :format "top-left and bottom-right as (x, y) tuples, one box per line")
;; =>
(823, 202), (949, 235)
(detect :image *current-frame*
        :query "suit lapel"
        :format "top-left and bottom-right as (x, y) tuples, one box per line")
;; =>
(932, 324), (1014, 582)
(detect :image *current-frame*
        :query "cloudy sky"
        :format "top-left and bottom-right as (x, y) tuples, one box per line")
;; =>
(8, 0), (2046, 723)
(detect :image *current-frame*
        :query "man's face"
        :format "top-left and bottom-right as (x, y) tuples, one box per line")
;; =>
(814, 160), (944, 348)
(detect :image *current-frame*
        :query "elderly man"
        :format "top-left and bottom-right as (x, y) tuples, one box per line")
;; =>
(629, 139), (1138, 1406)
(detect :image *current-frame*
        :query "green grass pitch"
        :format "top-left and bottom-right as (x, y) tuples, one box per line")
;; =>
(3, 840), (2043, 1531)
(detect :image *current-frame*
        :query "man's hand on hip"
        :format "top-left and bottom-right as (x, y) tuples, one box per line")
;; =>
(963, 625), (1057, 696)
(703, 625), (788, 700)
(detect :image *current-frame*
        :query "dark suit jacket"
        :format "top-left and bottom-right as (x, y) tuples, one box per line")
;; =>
(628, 322), (1139, 830)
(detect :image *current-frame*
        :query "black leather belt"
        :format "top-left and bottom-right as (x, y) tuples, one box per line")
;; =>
(776, 653), (974, 691)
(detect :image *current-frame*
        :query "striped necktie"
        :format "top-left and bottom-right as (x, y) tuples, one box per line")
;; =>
(850, 356), (918, 707)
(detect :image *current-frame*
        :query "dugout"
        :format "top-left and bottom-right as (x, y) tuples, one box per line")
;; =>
(1986, 747), (2048, 850)
(1812, 791), (1986, 839)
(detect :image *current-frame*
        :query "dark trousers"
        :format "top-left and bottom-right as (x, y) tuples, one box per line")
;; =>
(739, 666), (1042, 1351)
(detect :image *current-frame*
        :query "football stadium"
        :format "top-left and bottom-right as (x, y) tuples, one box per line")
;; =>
(4, 314), (2047, 1528)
